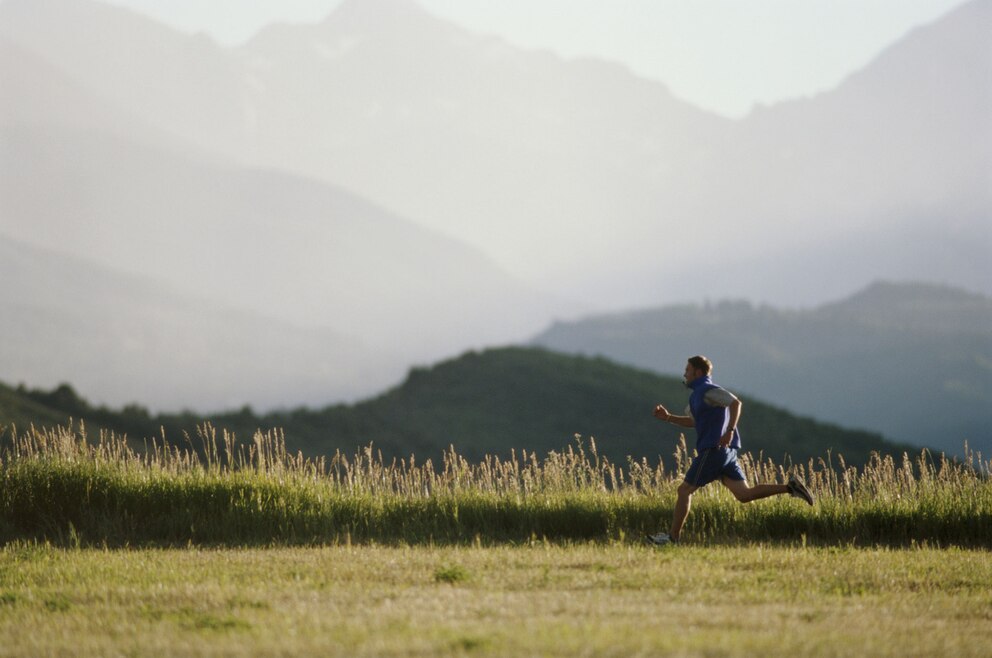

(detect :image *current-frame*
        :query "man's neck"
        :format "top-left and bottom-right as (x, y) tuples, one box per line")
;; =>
(687, 375), (712, 389)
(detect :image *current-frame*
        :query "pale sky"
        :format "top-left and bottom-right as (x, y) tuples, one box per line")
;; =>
(105, 0), (968, 117)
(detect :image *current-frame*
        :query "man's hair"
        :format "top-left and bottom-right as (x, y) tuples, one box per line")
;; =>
(688, 355), (713, 375)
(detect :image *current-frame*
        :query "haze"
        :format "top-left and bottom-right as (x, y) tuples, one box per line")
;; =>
(1, 0), (988, 411)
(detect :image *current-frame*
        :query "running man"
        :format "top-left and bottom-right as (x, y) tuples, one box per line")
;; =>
(647, 355), (814, 546)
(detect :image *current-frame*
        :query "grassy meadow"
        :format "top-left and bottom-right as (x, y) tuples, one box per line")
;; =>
(1, 423), (990, 656)
(2, 542), (991, 656)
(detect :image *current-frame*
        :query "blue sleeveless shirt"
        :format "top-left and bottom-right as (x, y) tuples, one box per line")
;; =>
(687, 375), (742, 450)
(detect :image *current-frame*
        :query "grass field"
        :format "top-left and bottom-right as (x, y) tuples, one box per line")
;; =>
(1, 424), (990, 656)
(1, 542), (990, 657)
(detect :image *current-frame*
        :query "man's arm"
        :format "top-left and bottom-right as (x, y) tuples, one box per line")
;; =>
(719, 398), (742, 448)
(705, 387), (742, 448)
(653, 404), (695, 428)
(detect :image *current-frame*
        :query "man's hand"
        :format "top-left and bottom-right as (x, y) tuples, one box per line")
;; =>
(719, 429), (734, 448)
(653, 404), (671, 422)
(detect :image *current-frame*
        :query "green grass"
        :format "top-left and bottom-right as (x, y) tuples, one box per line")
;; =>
(1, 423), (989, 548)
(0, 542), (990, 657)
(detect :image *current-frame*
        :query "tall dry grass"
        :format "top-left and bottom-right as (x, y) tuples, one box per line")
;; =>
(1, 423), (988, 547)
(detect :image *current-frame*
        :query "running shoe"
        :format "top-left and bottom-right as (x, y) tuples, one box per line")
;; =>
(787, 475), (815, 506)
(645, 532), (678, 546)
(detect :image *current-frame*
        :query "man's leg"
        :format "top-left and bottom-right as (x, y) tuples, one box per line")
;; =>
(721, 476), (789, 503)
(649, 451), (715, 545)
(670, 481), (697, 539)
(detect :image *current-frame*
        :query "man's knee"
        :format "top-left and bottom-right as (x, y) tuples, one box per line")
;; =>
(725, 479), (753, 503)
(677, 481), (696, 498)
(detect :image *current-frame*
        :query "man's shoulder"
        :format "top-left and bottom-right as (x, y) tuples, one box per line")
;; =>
(703, 386), (739, 407)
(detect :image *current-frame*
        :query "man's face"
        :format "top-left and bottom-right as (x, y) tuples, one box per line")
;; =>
(683, 362), (702, 386)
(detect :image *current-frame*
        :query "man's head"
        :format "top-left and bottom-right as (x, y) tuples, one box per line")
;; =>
(684, 355), (713, 386)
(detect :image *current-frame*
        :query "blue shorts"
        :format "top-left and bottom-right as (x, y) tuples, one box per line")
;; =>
(684, 448), (746, 488)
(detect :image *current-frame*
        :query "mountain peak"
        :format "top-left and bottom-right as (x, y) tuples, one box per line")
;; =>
(332, 0), (425, 16)
(833, 280), (989, 311)
(246, 0), (448, 52)
(325, 0), (437, 29)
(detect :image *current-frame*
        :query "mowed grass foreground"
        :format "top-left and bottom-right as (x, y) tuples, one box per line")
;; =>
(1, 542), (990, 657)
(1, 423), (990, 547)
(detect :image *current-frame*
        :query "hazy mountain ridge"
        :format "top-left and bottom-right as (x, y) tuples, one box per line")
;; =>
(0, 235), (402, 410)
(0, 0), (248, 156)
(1, 0), (985, 300)
(2, 0), (980, 306)
(1, 0), (578, 409)
(533, 281), (992, 456)
(0, 122), (571, 407)
(1, 122), (562, 341)
(718, 0), (991, 296)
(0, 347), (910, 467)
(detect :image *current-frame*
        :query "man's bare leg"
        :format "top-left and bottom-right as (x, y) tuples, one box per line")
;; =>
(670, 481), (698, 539)
(721, 476), (789, 503)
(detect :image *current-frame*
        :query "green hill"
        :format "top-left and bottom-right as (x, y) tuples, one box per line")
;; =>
(2, 348), (910, 467)
(0, 380), (72, 430)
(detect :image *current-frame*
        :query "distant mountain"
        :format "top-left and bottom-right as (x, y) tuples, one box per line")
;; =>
(0, 0), (246, 156)
(1, 348), (913, 467)
(0, 235), (400, 410)
(0, 0), (729, 285)
(255, 0), (992, 305)
(533, 281), (992, 456)
(5, 0), (984, 307)
(0, 121), (564, 357)
(236, 0), (732, 283)
(693, 0), (992, 304)
(1, 7), (575, 409)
